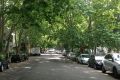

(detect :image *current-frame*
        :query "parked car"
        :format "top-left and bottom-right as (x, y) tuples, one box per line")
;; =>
(46, 48), (56, 54)
(56, 50), (62, 54)
(11, 54), (23, 63)
(77, 54), (90, 64)
(31, 47), (41, 56)
(21, 53), (29, 61)
(88, 54), (104, 69)
(0, 60), (9, 72)
(102, 53), (120, 78)
(62, 49), (67, 56)
(67, 52), (76, 61)
(0, 54), (9, 72)
(66, 52), (71, 59)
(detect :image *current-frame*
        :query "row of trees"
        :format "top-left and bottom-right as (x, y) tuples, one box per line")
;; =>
(55, 0), (120, 53)
(0, 0), (120, 55)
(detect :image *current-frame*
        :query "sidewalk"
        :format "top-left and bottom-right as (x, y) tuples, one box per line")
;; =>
(9, 60), (30, 69)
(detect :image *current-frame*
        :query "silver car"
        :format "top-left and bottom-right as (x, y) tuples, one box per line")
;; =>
(102, 53), (120, 78)
(77, 54), (89, 64)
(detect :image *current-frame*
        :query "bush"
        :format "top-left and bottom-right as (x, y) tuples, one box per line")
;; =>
(0, 53), (6, 61)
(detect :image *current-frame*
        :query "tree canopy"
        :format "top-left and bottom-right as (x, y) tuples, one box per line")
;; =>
(0, 0), (120, 54)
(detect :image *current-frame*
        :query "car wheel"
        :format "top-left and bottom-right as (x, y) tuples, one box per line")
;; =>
(102, 66), (106, 73)
(0, 65), (4, 72)
(113, 68), (119, 78)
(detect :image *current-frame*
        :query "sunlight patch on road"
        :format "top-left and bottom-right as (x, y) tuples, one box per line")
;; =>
(103, 74), (108, 76)
(35, 59), (41, 61)
(74, 67), (80, 69)
(24, 66), (32, 69)
(51, 68), (56, 71)
(89, 70), (98, 73)
(45, 61), (50, 62)
(14, 67), (19, 68)
(39, 62), (44, 63)
(39, 61), (50, 63)
(41, 61), (50, 63)
(96, 70), (101, 73)
(89, 76), (97, 79)
(83, 70), (102, 74)
(9, 68), (14, 70)
(62, 65), (71, 69)
(83, 71), (89, 74)
(47, 57), (61, 60)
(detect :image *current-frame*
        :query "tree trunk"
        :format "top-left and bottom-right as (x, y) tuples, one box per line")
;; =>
(0, 0), (5, 52)
(91, 48), (94, 54)
(88, 16), (92, 31)
(94, 46), (97, 55)
(0, 17), (3, 51)
(5, 26), (15, 53)
(15, 28), (18, 54)
(17, 28), (24, 54)
(108, 48), (112, 53)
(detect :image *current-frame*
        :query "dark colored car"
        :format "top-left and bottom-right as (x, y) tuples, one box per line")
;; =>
(0, 60), (9, 72)
(11, 53), (29, 63)
(21, 54), (29, 61)
(0, 54), (9, 72)
(67, 52), (77, 61)
(88, 54), (104, 69)
(11, 54), (23, 63)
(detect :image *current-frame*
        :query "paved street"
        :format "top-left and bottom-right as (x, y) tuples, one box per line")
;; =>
(0, 54), (119, 80)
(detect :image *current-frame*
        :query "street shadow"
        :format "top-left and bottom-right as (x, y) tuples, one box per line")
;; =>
(108, 73), (120, 79)
(46, 56), (73, 64)
(104, 72), (120, 80)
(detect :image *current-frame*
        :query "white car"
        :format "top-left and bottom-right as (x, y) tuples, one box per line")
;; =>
(46, 49), (56, 54)
(55, 50), (62, 54)
(77, 54), (89, 64)
(102, 53), (120, 78)
(31, 47), (41, 56)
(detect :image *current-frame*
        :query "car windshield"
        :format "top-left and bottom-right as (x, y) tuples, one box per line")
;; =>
(81, 55), (89, 58)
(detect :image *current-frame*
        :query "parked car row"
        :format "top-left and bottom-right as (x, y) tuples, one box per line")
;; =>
(0, 53), (29, 72)
(65, 52), (120, 78)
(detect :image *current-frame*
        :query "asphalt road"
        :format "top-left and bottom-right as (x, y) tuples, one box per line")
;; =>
(0, 54), (119, 80)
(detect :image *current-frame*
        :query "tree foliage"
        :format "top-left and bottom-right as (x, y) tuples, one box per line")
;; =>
(0, 0), (120, 54)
